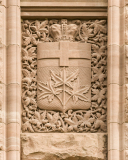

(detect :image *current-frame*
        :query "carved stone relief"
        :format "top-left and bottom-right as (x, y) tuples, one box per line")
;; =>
(37, 42), (91, 113)
(22, 19), (107, 133)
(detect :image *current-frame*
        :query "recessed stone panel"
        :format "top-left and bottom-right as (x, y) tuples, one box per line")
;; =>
(21, 19), (107, 133)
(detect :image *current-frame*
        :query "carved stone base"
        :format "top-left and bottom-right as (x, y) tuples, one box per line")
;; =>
(21, 133), (107, 160)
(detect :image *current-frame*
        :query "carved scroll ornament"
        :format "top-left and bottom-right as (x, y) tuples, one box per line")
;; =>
(21, 19), (107, 133)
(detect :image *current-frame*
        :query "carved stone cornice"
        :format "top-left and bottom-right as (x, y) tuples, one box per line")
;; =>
(21, 6), (107, 13)
(21, 1), (107, 19)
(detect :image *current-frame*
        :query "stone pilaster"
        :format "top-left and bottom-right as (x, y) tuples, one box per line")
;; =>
(124, 0), (128, 159)
(108, 0), (125, 160)
(0, 0), (6, 160)
(6, 0), (21, 160)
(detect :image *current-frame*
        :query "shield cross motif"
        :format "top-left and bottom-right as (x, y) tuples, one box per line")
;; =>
(37, 41), (91, 112)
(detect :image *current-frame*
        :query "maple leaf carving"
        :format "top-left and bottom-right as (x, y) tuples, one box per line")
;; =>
(94, 113), (107, 132)
(47, 112), (59, 125)
(92, 88), (107, 104)
(79, 23), (93, 41)
(64, 116), (79, 131)
(76, 111), (95, 128)
(92, 66), (106, 82)
(38, 68), (90, 112)
(30, 20), (48, 33)
(92, 44), (106, 61)
(38, 81), (62, 103)
(45, 112), (60, 130)
(22, 121), (34, 132)
(89, 20), (107, 35)
(50, 68), (79, 88)
(22, 30), (37, 47)
(66, 80), (90, 104)
(30, 20), (49, 41)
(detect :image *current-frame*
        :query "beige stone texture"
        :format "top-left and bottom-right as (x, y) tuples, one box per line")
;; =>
(108, 123), (120, 150)
(108, 150), (120, 160)
(21, 133), (107, 160)
(0, 0), (126, 160)
(7, 84), (20, 124)
(120, 85), (125, 124)
(6, 0), (21, 160)
(7, 45), (21, 85)
(7, 0), (20, 7)
(107, 45), (120, 85)
(0, 1), (6, 160)
(107, 84), (120, 123)
(7, 151), (20, 160)
(20, 0), (107, 18)
(21, 12), (107, 19)
(7, 6), (21, 46)
(7, 123), (20, 152)
(108, 0), (125, 160)
(27, 0), (106, 1)
(108, 6), (120, 46)
(20, 0), (108, 7)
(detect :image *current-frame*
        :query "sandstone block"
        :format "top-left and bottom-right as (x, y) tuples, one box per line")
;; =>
(21, 133), (107, 160)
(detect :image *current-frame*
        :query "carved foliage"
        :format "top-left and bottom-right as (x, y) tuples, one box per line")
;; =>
(22, 19), (107, 133)
(38, 68), (90, 112)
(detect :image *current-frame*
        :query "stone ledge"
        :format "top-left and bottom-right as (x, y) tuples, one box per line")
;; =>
(21, 133), (107, 160)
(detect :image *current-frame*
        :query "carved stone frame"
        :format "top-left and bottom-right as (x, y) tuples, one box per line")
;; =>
(1, 0), (125, 160)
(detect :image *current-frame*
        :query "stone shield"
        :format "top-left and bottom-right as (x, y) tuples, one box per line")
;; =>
(37, 41), (91, 112)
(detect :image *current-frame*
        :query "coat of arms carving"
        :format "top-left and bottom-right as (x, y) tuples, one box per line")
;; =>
(37, 41), (91, 112)
(22, 19), (107, 133)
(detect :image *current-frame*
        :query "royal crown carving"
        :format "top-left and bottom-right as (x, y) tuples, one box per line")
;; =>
(22, 19), (107, 133)
(49, 19), (78, 41)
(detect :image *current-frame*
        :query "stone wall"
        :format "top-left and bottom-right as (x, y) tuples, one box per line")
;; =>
(0, 0), (127, 160)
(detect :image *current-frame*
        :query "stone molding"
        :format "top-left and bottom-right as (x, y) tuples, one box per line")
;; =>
(6, 0), (21, 160)
(0, 1), (6, 160)
(108, 0), (125, 160)
(20, 1), (107, 18)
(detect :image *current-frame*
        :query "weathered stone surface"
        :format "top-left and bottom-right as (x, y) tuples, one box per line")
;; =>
(21, 133), (107, 160)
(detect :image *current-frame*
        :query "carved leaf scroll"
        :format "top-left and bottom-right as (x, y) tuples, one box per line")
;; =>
(21, 19), (107, 133)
